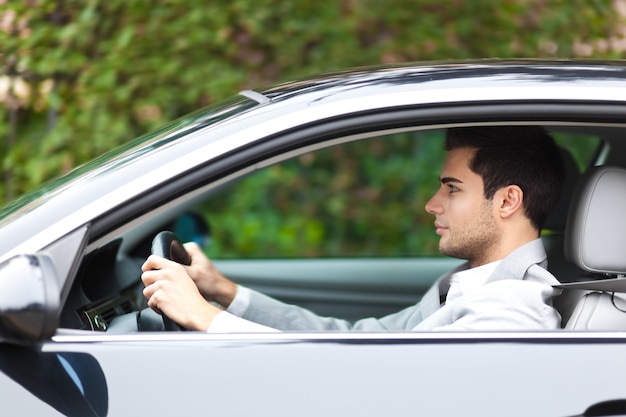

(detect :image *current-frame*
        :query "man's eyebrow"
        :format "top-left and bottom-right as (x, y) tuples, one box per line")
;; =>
(440, 176), (463, 184)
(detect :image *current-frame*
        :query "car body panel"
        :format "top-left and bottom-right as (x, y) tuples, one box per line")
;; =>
(1, 332), (623, 417)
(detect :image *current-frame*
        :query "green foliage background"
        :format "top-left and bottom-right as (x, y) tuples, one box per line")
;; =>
(199, 130), (450, 258)
(1, 0), (624, 257)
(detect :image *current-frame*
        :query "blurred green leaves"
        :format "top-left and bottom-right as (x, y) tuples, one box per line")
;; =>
(200, 131), (447, 258)
(1, 0), (623, 202)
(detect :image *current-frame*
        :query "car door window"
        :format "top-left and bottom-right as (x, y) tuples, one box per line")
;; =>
(191, 127), (604, 261)
(551, 131), (603, 171)
(194, 130), (447, 259)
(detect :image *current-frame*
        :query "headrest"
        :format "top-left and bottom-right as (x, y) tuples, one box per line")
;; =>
(564, 166), (626, 275)
(543, 147), (581, 232)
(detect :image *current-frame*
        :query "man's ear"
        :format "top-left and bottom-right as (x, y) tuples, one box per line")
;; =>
(496, 185), (524, 219)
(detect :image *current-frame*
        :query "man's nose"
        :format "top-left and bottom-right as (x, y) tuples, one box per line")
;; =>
(425, 191), (442, 215)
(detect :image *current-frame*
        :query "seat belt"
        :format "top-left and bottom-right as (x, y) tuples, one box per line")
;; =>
(554, 276), (626, 292)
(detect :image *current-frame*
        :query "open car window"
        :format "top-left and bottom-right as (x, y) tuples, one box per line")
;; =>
(62, 123), (607, 331)
(189, 127), (603, 261)
(193, 130), (447, 259)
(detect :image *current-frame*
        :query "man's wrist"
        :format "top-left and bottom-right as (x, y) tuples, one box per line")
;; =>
(189, 303), (221, 331)
(213, 278), (238, 308)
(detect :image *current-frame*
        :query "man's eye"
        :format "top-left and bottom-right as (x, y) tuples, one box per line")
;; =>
(448, 185), (459, 193)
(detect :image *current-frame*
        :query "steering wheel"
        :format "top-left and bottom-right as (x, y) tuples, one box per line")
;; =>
(150, 231), (192, 331)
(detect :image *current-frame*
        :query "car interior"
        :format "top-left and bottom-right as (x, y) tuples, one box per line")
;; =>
(56, 122), (626, 333)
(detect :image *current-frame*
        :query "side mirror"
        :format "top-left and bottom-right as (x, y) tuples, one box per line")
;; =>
(0, 254), (60, 345)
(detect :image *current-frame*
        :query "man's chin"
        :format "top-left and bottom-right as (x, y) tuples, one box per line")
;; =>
(439, 244), (468, 261)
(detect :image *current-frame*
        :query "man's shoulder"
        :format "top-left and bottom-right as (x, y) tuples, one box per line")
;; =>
(505, 238), (548, 263)
(488, 238), (552, 283)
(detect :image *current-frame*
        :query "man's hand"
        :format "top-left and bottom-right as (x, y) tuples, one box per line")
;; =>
(182, 242), (238, 308)
(141, 255), (221, 331)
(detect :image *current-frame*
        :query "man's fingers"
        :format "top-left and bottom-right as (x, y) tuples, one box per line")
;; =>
(141, 254), (166, 272)
(183, 242), (201, 252)
(145, 291), (163, 316)
(183, 242), (204, 264)
(140, 268), (164, 286)
(143, 279), (169, 314)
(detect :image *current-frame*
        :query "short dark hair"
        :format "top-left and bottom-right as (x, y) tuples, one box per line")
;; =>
(445, 126), (565, 231)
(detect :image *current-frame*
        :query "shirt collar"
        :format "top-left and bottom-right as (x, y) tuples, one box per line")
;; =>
(447, 260), (502, 302)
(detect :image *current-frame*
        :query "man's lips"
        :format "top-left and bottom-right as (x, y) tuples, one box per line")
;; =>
(434, 222), (447, 235)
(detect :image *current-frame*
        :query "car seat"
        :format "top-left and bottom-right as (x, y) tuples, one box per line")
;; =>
(542, 147), (584, 280)
(553, 165), (626, 330)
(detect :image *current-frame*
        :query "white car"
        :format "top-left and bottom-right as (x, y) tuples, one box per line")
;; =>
(1, 60), (625, 417)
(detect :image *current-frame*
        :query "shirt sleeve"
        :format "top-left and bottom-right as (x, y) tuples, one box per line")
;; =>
(207, 285), (279, 333)
(226, 285), (251, 317)
(207, 311), (280, 333)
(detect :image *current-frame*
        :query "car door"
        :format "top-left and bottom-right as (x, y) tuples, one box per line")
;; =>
(4, 332), (626, 417)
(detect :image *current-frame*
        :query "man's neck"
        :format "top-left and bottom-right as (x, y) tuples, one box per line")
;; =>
(467, 233), (539, 268)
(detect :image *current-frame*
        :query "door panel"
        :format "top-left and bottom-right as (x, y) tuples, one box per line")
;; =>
(9, 334), (625, 417)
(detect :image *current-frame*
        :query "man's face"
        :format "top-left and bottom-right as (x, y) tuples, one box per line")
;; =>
(425, 147), (500, 266)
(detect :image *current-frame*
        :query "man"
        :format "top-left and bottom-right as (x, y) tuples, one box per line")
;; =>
(141, 125), (565, 332)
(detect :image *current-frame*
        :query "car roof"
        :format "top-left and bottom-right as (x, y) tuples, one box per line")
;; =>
(258, 59), (626, 103)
